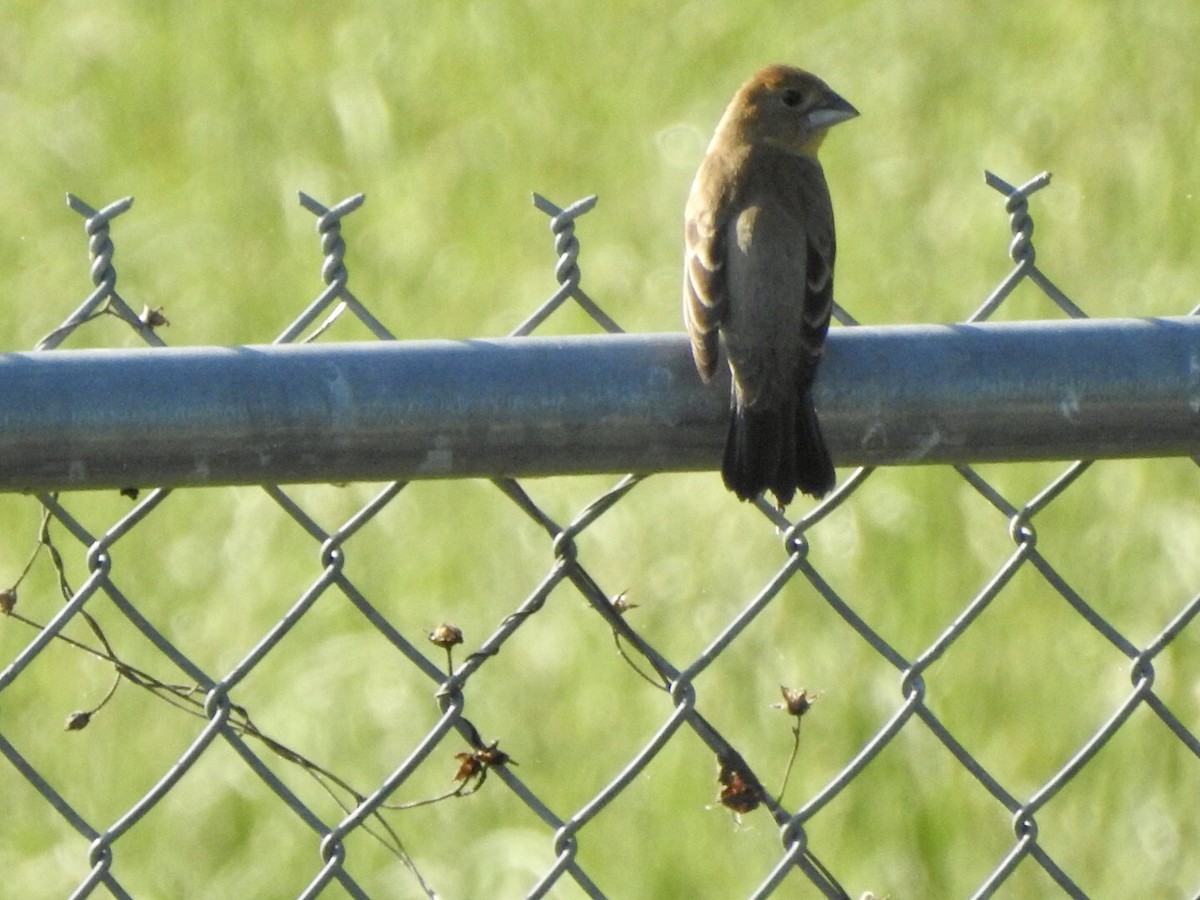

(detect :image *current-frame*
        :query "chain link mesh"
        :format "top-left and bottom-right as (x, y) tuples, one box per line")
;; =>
(1, 174), (1197, 898)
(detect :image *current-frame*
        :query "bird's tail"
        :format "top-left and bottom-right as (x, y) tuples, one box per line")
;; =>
(722, 393), (835, 507)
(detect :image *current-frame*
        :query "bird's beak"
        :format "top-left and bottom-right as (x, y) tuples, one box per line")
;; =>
(808, 90), (859, 129)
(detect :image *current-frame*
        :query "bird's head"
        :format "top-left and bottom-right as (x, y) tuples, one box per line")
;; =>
(731, 65), (858, 157)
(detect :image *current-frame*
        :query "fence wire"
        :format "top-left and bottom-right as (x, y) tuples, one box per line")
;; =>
(0, 172), (1198, 899)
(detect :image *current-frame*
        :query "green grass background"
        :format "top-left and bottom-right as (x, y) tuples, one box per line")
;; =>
(1, 1), (1199, 897)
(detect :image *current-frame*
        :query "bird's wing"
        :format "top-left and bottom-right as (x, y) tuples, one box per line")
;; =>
(683, 199), (728, 382)
(792, 157), (835, 357)
(681, 168), (734, 381)
(800, 226), (834, 357)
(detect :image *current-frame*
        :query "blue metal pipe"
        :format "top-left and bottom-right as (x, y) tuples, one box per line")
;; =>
(0, 318), (1195, 491)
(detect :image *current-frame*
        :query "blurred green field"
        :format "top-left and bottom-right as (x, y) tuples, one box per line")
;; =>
(1, 1), (1198, 897)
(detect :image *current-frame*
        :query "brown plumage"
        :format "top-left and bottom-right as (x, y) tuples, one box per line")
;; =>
(683, 65), (857, 507)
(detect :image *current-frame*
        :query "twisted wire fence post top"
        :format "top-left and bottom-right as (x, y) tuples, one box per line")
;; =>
(37, 194), (167, 351)
(513, 193), (623, 335)
(986, 169), (1048, 269)
(974, 169), (1086, 320)
(68, 193), (134, 286)
(0, 173), (1197, 899)
(277, 191), (393, 343)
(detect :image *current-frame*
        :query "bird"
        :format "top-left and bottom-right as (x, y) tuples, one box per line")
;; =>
(683, 64), (857, 508)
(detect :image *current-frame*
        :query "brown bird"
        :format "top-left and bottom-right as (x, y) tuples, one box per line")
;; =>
(683, 65), (857, 507)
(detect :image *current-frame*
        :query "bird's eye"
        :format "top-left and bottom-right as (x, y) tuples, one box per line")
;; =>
(781, 88), (805, 107)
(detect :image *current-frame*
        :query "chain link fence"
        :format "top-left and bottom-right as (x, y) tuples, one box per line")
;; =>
(1, 172), (1198, 899)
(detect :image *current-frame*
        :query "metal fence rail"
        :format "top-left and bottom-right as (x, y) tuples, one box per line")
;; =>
(0, 173), (1197, 899)
(1, 318), (1199, 491)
